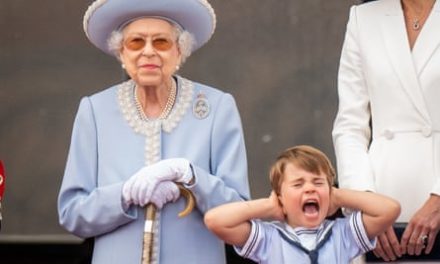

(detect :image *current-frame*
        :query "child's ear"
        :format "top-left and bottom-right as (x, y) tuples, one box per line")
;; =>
(278, 195), (288, 215)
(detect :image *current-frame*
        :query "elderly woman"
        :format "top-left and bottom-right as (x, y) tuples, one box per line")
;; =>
(57, 0), (250, 263)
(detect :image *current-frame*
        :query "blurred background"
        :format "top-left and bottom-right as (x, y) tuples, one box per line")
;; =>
(0, 0), (358, 262)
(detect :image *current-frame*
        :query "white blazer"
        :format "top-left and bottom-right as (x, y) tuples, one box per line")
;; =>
(333, 0), (440, 222)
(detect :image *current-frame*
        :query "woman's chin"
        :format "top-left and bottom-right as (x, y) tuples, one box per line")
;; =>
(135, 75), (163, 87)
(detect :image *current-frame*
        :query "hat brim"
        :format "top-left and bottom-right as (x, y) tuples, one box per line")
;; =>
(84, 0), (216, 55)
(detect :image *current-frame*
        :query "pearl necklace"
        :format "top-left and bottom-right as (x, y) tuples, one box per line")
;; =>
(134, 79), (177, 121)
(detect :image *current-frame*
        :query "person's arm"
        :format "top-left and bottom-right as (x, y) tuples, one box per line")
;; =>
(58, 97), (137, 238)
(187, 92), (250, 212)
(204, 191), (284, 247)
(331, 188), (400, 240)
(332, 5), (375, 193)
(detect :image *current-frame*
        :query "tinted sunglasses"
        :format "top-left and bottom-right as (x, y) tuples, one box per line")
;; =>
(123, 36), (175, 51)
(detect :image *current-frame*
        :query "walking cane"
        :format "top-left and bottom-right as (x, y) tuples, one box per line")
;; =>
(141, 184), (195, 264)
(0, 160), (6, 231)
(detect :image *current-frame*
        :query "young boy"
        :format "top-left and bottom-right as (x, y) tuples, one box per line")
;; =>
(204, 145), (400, 263)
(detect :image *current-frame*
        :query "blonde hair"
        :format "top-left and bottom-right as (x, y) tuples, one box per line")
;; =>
(270, 145), (335, 195)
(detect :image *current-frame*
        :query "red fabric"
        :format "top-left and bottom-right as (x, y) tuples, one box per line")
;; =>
(0, 160), (5, 199)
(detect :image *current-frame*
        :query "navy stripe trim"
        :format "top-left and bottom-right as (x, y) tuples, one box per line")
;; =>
(243, 220), (259, 258)
(351, 211), (372, 252)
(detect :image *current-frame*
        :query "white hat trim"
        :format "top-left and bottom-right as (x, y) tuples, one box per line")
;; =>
(83, 0), (108, 40)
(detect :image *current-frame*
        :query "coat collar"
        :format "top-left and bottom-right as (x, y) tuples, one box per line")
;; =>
(381, 0), (435, 123)
(412, 0), (440, 74)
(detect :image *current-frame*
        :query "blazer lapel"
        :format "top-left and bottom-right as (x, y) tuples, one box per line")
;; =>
(381, 0), (430, 123)
(412, 0), (440, 75)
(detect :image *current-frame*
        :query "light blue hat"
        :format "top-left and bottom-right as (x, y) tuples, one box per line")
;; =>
(83, 0), (217, 55)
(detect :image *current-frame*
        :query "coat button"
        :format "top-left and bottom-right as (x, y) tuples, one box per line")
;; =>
(383, 129), (394, 140)
(421, 126), (432, 137)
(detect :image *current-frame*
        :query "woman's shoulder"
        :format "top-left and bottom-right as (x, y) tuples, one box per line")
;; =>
(88, 83), (119, 100)
(347, 0), (397, 29)
(76, 82), (120, 111)
(191, 78), (235, 101)
(181, 76), (237, 103)
(355, 0), (395, 13)
(188, 79), (227, 97)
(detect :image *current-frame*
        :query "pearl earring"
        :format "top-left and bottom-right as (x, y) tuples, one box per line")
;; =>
(175, 65), (180, 71)
(121, 64), (126, 69)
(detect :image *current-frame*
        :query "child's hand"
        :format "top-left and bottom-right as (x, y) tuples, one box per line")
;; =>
(327, 187), (340, 216)
(268, 191), (285, 221)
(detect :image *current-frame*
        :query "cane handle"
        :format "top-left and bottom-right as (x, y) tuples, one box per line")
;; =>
(177, 185), (195, 218)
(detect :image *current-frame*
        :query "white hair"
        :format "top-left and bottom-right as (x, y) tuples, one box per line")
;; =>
(107, 20), (195, 66)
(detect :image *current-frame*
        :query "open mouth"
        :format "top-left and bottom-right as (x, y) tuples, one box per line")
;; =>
(302, 199), (320, 216)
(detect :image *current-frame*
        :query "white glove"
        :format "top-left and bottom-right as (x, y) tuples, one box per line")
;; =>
(149, 181), (180, 208)
(122, 158), (192, 206)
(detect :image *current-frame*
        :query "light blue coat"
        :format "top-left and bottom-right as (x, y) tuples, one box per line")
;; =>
(58, 76), (250, 263)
